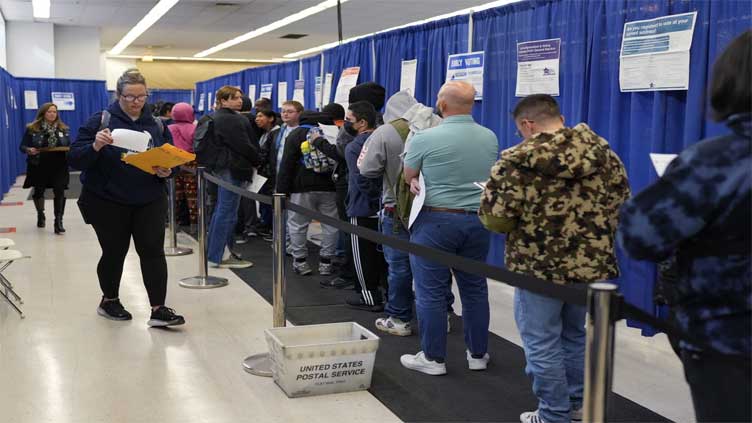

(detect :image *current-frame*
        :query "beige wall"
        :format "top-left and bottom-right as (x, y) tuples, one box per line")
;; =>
(130, 60), (262, 89)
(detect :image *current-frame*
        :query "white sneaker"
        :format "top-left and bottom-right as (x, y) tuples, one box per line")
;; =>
(570, 406), (583, 421)
(293, 260), (312, 275)
(466, 350), (490, 370)
(318, 262), (334, 276)
(211, 257), (253, 268)
(520, 410), (548, 423)
(400, 351), (446, 375)
(375, 316), (412, 336)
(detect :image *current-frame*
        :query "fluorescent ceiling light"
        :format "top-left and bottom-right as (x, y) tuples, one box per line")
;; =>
(194, 0), (348, 58)
(32, 0), (51, 19)
(284, 0), (520, 58)
(109, 0), (180, 55)
(109, 54), (289, 64)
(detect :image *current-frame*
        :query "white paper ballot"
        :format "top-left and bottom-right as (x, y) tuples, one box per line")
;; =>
(111, 129), (150, 152)
(408, 173), (426, 229)
(318, 124), (340, 145)
(247, 168), (268, 194)
(474, 181), (487, 190)
(650, 153), (678, 176)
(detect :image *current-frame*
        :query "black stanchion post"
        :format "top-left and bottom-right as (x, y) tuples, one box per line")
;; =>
(179, 167), (228, 289)
(164, 176), (193, 256)
(583, 282), (618, 423)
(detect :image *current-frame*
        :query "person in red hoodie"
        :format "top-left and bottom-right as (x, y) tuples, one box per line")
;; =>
(168, 102), (198, 226)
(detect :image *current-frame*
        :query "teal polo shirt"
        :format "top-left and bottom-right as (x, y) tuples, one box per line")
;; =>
(403, 115), (499, 211)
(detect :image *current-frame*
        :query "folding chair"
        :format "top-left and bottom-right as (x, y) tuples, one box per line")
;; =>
(0, 248), (28, 318)
(0, 238), (14, 250)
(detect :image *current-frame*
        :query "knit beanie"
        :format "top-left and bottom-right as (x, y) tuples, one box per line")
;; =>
(348, 82), (386, 110)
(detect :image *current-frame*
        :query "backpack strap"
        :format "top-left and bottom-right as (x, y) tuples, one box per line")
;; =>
(382, 118), (412, 233)
(99, 110), (111, 131)
(153, 116), (165, 140)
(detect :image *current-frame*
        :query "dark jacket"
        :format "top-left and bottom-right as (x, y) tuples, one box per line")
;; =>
(345, 131), (382, 217)
(209, 107), (261, 181)
(259, 127), (281, 187)
(69, 101), (173, 205)
(276, 112), (336, 194)
(618, 113), (751, 355)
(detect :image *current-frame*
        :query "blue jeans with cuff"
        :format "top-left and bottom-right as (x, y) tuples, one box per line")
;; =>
(207, 170), (243, 264)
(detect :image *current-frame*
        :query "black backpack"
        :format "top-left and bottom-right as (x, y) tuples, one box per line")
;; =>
(193, 115), (220, 167)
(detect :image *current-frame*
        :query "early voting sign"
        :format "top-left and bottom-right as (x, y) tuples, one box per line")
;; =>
(516, 38), (561, 97)
(51, 92), (75, 111)
(260, 84), (273, 100)
(446, 52), (484, 100)
(619, 12), (697, 92)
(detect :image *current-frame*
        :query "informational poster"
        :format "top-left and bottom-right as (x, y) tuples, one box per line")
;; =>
(293, 80), (305, 106)
(198, 93), (205, 111)
(314, 76), (323, 109)
(248, 84), (257, 102)
(516, 38), (561, 97)
(650, 153), (678, 177)
(619, 12), (697, 92)
(207, 92), (213, 110)
(322, 73), (333, 106)
(446, 52), (484, 100)
(51, 92), (75, 111)
(334, 67), (360, 110)
(24, 90), (38, 110)
(260, 83), (273, 101)
(400, 59), (418, 95)
(277, 81), (288, 107)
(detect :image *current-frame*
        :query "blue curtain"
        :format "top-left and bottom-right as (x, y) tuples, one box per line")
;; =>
(472, 0), (752, 332)
(277, 61), (301, 105)
(148, 89), (194, 106)
(374, 15), (469, 106)
(302, 55), (322, 110)
(323, 37), (375, 105)
(0, 68), (24, 198)
(195, 70), (244, 117)
(239, 62), (300, 112)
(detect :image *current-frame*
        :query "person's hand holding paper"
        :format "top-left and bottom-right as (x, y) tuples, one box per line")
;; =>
(111, 128), (150, 152)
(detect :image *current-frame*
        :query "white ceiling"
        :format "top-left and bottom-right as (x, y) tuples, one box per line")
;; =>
(0, 0), (490, 59)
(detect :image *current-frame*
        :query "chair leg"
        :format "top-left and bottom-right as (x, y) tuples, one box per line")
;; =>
(0, 287), (24, 317)
(0, 274), (22, 303)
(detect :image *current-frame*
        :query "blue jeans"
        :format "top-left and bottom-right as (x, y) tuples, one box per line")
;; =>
(410, 210), (490, 360)
(381, 214), (414, 321)
(207, 170), (243, 263)
(514, 288), (586, 423)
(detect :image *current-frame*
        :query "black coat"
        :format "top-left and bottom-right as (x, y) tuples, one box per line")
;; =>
(210, 108), (261, 181)
(20, 127), (70, 190)
(276, 112), (336, 194)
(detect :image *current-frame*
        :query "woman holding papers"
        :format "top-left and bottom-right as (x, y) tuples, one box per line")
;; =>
(69, 68), (185, 328)
(19, 102), (71, 234)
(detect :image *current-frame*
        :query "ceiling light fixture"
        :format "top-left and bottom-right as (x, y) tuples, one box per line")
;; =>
(32, 0), (51, 19)
(194, 0), (348, 58)
(284, 0), (519, 58)
(109, 0), (180, 55)
(109, 54), (289, 64)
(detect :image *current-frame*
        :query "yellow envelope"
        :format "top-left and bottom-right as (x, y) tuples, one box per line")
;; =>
(122, 144), (196, 175)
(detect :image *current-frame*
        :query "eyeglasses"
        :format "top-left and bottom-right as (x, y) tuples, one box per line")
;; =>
(121, 94), (149, 103)
(281, 109), (299, 114)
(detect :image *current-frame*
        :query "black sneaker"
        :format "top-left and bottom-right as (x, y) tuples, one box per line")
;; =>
(148, 306), (185, 327)
(97, 298), (133, 321)
(345, 294), (384, 312)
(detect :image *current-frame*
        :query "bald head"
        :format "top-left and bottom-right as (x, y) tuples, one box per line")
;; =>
(437, 81), (475, 116)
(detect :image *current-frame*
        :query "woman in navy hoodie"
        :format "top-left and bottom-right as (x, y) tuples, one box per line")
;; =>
(69, 69), (185, 328)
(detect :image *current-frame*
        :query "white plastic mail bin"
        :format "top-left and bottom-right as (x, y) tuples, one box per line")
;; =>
(265, 322), (380, 398)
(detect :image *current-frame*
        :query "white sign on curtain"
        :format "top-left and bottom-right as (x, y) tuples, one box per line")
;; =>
(208, 92), (213, 110)
(314, 76), (323, 109)
(400, 59), (418, 95)
(516, 38), (561, 97)
(446, 52), (484, 100)
(619, 12), (697, 92)
(51, 92), (75, 111)
(333, 67), (360, 110)
(248, 84), (257, 102)
(293, 80), (305, 106)
(277, 81), (288, 107)
(322, 73), (333, 106)
(24, 90), (38, 110)
(260, 84), (273, 101)
(198, 93), (205, 111)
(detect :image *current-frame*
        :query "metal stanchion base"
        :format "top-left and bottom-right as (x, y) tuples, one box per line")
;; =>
(164, 246), (193, 256)
(179, 275), (229, 289)
(243, 353), (273, 377)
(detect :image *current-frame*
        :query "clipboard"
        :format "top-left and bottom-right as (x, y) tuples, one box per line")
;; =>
(38, 146), (70, 152)
(122, 144), (196, 175)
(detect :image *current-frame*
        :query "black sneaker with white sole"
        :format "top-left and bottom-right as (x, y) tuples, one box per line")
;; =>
(97, 298), (133, 321)
(148, 306), (185, 327)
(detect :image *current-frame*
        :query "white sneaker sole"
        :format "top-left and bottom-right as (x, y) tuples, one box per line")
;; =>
(96, 307), (131, 321)
(218, 262), (253, 269)
(147, 318), (185, 327)
(400, 355), (447, 375)
(375, 322), (412, 337)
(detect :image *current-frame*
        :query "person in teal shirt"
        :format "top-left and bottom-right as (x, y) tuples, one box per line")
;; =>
(400, 81), (499, 375)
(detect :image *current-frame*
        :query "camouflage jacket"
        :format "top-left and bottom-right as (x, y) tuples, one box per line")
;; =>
(618, 114), (751, 355)
(480, 123), (630, 285)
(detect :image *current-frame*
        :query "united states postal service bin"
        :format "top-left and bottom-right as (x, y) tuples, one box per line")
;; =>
(264, 322), (380, 398)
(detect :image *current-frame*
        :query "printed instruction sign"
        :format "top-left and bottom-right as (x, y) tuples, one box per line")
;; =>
(51, 92), (75, 111)
(446, 52), (484, 100)
(400, 59), (418, 95)
(248, 84), (257, 102)
(208, 92), (213, 110)
(198, 93), (205, 111)
(619, 12), (697, 92)
(24, 90), (38, 110)
(516, 38), (561, 97)
(314, 76), (323, 109)
(293, 80), (305, 106)
(334, 67), (360, 110)
(260, 84), (273, 101)
(322, 73), (333, 107)
(277, 82), (288, 107)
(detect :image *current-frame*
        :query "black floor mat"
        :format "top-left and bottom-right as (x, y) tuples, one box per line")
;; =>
(24, 172), (82, 200)
(231, 237), (669, 423)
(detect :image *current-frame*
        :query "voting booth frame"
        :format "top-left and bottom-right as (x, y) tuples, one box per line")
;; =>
(165, 167), (617, 419)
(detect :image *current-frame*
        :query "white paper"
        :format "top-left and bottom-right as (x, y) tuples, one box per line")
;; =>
(334, 67), (360, 110)
(516, 38), (561, 97)
(51, 92), (75, 111)
(650, 153), (678, 177)
(111, 129), (150, 152)
(619, 12), (697, 92)
(247, 168), (268, 194)
(277, 82), (288, 107)
(248, 84), (257, 102)
(322, 73), (333, 106)
(400, 59), (418, 96)
(446, 52), (484, 100)
(474, 181), (487, 190)
(293, 80), (305, 106)
(198, 93), (205, 111)
(318, 124), (340, 145)
(408, 173), (426, 229)
(260, 83), (273, 100)
(314, 76), (323, 109)
(24, 90), (38, 110)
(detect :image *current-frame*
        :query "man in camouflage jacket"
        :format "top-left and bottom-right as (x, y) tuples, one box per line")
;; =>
(479, 95), (629, 423)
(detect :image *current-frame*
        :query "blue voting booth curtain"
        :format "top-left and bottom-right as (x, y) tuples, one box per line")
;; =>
(374, 15), (469, 106)
(0, 68), (25, 198)
(241, 61), (299, 113)
(472, 0), (751, 333)
(323, 37), (375, 106)
(148, 89), (194, 106)
(302, 55), (322, 110)
(277, 61), (301, 106)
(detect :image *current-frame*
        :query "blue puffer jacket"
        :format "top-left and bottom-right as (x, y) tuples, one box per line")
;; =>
(345, 131), (382, 218)
(618, 113), (751, 355)
(69, 102), (173, 205)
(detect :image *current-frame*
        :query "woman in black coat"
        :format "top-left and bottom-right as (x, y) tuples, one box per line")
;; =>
(19, 102), (71, 234)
